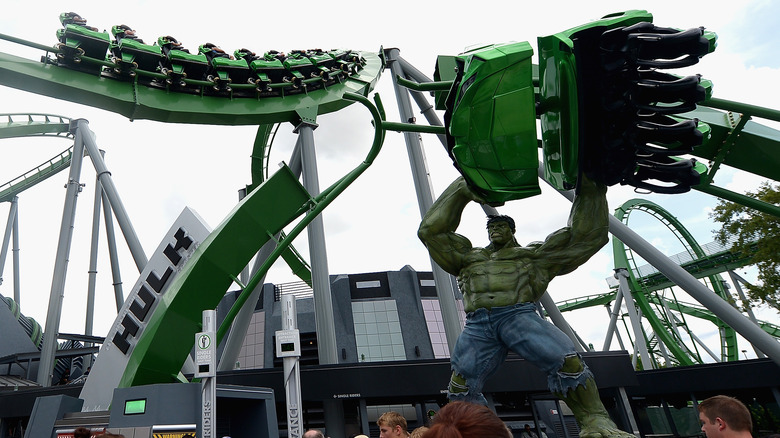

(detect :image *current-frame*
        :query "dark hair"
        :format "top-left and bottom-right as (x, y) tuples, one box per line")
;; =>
(425, 402), (510, 438)
(698, 395), (752, 433)
(486, 215), (515, 233)
(74, 427), (91, 438)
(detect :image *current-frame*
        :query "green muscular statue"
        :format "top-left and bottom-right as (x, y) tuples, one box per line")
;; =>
(418, 175), (634, 438)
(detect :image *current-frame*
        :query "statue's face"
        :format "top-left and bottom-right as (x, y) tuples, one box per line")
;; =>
(487, 221), (514, 246)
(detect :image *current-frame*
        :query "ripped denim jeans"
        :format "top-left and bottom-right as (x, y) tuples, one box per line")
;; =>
(448, 302), (592, 404)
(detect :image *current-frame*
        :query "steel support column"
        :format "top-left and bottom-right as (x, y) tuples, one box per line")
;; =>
(0, 196), (20, 303)
(388, 48), (462, 351)
(85, 166), (103, 341)
(616, 269), (654, 369)
(78, 119), (147, 272)
(603, 289), (625, 351)
(100, 189), (124, 311)
(297, 121), (343, 438)
(37, 121), (86, 386)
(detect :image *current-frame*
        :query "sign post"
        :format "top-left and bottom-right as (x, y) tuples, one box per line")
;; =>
(276, 295), (303, 438)
(196, 309), (217, 438)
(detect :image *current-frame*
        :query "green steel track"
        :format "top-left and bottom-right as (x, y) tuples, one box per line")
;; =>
(0, 114), (73, 202)
(613, 199), (737, 365)
(2, 12), (780, 390)
(0, 33), (383, 125)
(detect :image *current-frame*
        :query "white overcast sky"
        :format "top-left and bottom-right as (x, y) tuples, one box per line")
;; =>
(1, 0), (778, 360)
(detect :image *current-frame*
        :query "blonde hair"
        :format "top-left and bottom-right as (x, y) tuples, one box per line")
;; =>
(410, 426), (429, 438)
(377, 411), (408, 432)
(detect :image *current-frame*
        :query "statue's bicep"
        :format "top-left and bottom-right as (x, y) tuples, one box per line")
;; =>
(424, 234), (470, 275)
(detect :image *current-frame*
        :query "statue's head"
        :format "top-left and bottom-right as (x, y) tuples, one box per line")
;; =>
(486, 215), (515, 232)
(486, 215), (517, 248)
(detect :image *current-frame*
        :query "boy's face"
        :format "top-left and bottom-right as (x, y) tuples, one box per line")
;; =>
(379, 424), (403, 438)
(699, 411), (722, 438)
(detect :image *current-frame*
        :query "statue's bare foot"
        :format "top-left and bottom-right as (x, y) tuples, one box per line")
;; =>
(578, 414), (635, 438)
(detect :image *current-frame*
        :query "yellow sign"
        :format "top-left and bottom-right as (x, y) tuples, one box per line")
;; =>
(153, 433), (196, 438)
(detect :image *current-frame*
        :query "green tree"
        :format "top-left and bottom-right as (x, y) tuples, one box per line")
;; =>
(710, 181), (780, 312)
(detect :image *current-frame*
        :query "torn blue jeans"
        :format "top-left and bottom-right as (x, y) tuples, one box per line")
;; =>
(448, 302), (592, 404)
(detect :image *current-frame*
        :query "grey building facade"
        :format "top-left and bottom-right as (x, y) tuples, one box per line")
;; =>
(218, 266), (465, 371)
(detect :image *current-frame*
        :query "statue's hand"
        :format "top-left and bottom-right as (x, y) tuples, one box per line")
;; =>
(454, 177), (501, 206)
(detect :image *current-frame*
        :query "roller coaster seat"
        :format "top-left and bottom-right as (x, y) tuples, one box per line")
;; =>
(109, 27), (162, 74)
(283, 51), (315, 84)
(537, 10), (715, 194)
(249, 52), (288, 89)
(111, 25), (145, 44)
(306, 49), (336, 79)
(56, 15), (111, 70)
(157, 38), (208, 80)
(200, 43), (251, 84)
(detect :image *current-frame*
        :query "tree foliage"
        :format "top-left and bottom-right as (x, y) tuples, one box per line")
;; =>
(710, 181), (780, 312)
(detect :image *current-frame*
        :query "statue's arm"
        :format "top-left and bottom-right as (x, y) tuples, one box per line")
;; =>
(535, 174), (609, 278)
(418, 177), (480, 275)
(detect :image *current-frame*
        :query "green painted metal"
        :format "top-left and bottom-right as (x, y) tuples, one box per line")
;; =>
(249, 123), (276, 190)
(278, 233), (313, 287)
(555, 291), (780, 339)
(217, 91), (385, 342)
(445, 41), (540, 204)
(537, 10), (653, 191)
(613, 199), (739, 364)
(119, 91), (384, 387)
(556, 292), (618, 312)
(639, 243), (758, 291)
(688, 105), (780, 182)
(676, 101), (780, 218)
(0, 32), (383, 125)
(1, 12), (778, 384)
(119, 164), (313, 387)
(0, 113), (71, 139)
(0, 147), (73, 203)
(0, 114), (74, 202)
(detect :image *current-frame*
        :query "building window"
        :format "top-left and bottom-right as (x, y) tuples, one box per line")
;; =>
(352, 300), (405, 362)
(237, 311), (265, 369)
(422, 299), (466, 358)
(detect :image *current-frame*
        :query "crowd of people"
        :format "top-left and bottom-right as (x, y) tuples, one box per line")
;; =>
(65, 393), (771, 438)
(294, 394), (767, 438)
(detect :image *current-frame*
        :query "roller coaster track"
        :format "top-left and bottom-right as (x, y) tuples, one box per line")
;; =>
(614, 199), (739, 365)
(556, 291), (780, 338)
(685, 101), (780, 218)
(551, 197), (776, 367)
(0, 114), (74, 202)
(0, 31), (383, 125)
(1, 11), (779, 393)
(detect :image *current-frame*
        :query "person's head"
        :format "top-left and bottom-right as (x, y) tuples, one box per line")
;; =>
(486, 215), (517, 248)
(377, 411), (408, 438)
(303, 429), (325, 438)
(425, 402), (510, 438)
(410, 426), (428, 438)
(698, 395), (752, 437)
(73, 427), (91, 438)
(524, 424), (532, 431)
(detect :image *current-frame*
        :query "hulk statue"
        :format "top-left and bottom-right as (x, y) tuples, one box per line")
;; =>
(418, 175), (633, 438)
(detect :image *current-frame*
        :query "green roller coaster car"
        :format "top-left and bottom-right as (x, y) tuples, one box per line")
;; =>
(538, 10), (717, 193)
(444, 41), (539, 204)
(441, 10), (716, 200)
(537, 10), (655, 190)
